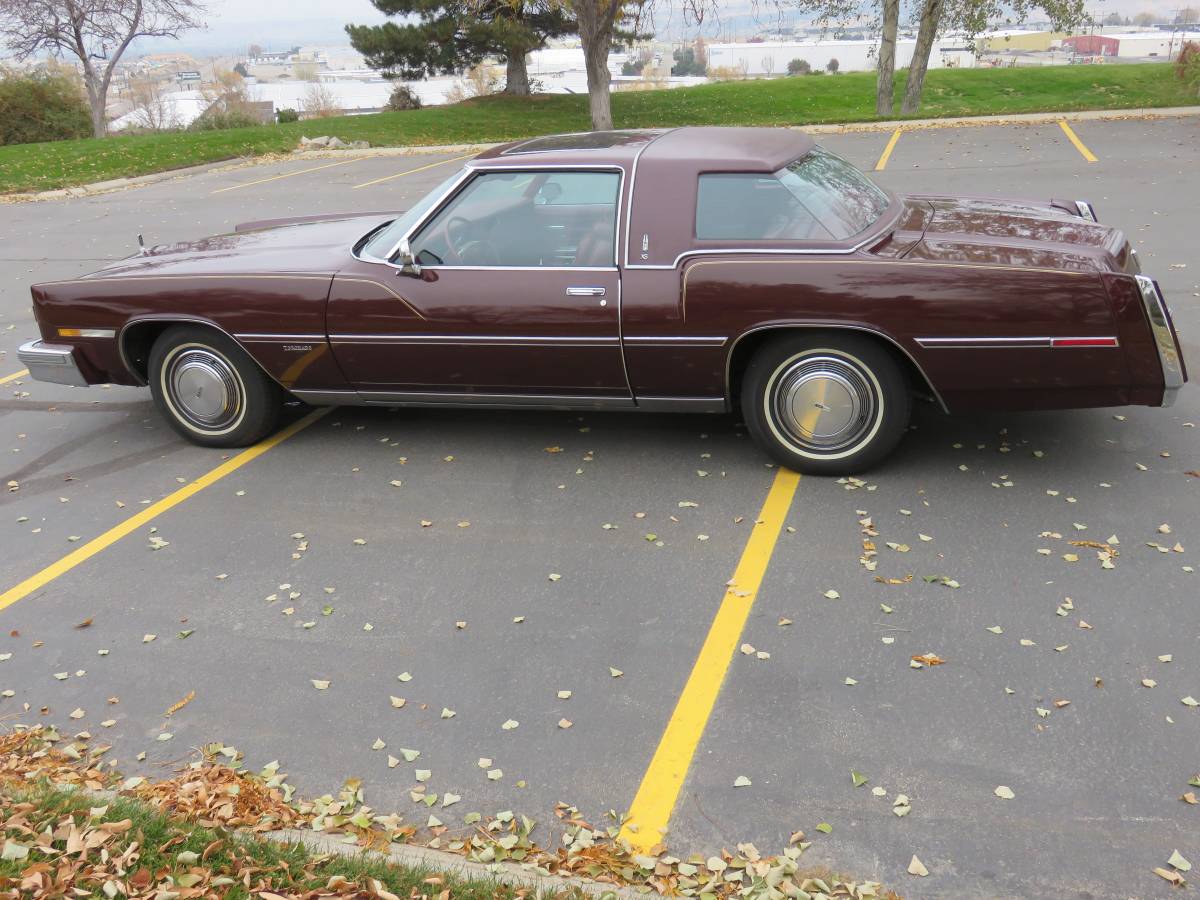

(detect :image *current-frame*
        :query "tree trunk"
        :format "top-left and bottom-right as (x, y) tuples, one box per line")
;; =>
(900, 0), (943, 115)
(504, 52), (531, 95)
(82, 70), (107, 138)
(875, 0), (899, 116)
(574, 0), (615, 131)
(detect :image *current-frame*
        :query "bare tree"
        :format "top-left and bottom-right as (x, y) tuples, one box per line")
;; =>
(0, 0), (206, 138)
(762, 53), (776, 75)
(302, 81), (340, 118)
(126, 75), (176, 130)
(901, 0), (1087, 115)
(900, 0), (943, 114)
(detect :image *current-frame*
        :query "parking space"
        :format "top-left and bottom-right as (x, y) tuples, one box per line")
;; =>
(2, 119), (1198, 897)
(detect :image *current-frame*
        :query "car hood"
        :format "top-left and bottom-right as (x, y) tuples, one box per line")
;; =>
(84, 214), (396, 280)
(897, 194), (1133, 274)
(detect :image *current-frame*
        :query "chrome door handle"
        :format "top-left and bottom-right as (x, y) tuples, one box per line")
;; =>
(566, 286), (606, 297)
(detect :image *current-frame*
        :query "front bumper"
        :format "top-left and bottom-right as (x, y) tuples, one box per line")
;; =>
(17, 340), (89, 387)
(1134, 275), (1187, 407)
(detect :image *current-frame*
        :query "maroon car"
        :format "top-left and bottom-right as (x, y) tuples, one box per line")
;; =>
(19, 127), (1186, 473)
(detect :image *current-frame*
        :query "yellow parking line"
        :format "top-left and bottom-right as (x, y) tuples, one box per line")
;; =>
(352, 153), (475, 190)
(211, 158), (364, 195)
(1058, 121), (1098, 163)
(875, 128), (902, 171)
(619, 467), (801, 852)
(0, 369), (29, 385)
(0, 408), (329, 613)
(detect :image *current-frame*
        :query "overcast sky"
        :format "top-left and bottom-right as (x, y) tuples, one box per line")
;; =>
(203, 0), (387, 26)
(135, 0), (1185, 56)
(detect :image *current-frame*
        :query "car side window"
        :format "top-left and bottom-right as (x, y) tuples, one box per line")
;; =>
(696, 174), (827, 241)
(412, 170), (620, 268)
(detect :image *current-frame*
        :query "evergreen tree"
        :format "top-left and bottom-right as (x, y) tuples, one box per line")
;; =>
(347, 0), (574, 96)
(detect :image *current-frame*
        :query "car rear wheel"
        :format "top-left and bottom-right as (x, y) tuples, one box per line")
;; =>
(740, 333), (911, 475)
(149, 325), (281, 447)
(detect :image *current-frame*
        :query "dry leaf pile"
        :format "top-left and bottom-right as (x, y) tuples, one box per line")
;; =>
(0, 726), (890, 899)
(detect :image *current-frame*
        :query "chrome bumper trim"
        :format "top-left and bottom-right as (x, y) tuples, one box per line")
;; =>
(1134, 275), (1185, 407)
(17, 340), (89, 387)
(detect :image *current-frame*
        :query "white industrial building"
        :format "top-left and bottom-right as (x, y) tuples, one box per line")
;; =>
(1108, 31), (1200, 57)
(706, 37), (978, 75)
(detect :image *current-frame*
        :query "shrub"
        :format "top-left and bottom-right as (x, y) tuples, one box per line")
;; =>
(786, 58), (811, 76)
(385, 83), (422, 111)
(806, 68), (824, 75)
(826, 57), (840, 74)
(188, 109), (260, 131)
(277, 107), (300, 123)
(0, 68), (91, 145)
(1177, 41), (1200, 95)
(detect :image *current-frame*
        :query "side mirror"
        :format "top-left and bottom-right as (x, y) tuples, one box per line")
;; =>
(392, 238), (422, 277)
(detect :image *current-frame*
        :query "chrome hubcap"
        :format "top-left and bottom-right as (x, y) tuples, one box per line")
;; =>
(772, 355), (875, 452)
(167, 349), (241, 430)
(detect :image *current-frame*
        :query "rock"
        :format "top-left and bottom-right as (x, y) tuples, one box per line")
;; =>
(299, 135), (332, 149)
(325, 136), (349, 149)
(349, 140), (370, 150)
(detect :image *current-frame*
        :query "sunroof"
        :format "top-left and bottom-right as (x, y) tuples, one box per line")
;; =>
(501, 130), (665, 155)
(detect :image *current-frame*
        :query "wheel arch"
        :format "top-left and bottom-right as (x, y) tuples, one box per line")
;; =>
(119, 316), (283, 389)
(725, 324), (948, 414)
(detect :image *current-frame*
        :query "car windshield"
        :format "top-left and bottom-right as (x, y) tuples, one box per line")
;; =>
(775, 147), (891, 240)
(358, 170), (464, 261)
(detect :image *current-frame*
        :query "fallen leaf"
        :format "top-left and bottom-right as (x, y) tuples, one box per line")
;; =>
(164, 690), (194, 717)
(733, 775), (752, 787)
(908, 855), (929, 877)
(311, 679), (330, 690)
(994, 785), (1015, 800)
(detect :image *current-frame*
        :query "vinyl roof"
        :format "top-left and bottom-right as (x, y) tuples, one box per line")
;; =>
(640, 127), (815, 172)
(477, 127), (814, 170)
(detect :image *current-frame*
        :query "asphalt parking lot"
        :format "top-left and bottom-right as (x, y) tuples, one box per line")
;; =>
(1, 116), (1198, 898)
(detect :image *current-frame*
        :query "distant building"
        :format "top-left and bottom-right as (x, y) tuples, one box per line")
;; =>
(1062, 31), (1200, 58)
(979, 30), (1067, 52)
(705, 38), (977, 75)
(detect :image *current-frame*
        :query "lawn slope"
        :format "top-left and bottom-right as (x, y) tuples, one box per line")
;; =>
(0, 64), (1194, 193)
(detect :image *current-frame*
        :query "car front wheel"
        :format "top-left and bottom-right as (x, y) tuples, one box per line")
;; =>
(148, 325), (281, 447)
(740, 333), (911, 475)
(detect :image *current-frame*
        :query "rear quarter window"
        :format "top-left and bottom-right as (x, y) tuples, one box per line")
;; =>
(695, 147), (890, 242)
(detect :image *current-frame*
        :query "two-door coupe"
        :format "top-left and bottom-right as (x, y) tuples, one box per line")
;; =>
(20, 126), (1187, 473)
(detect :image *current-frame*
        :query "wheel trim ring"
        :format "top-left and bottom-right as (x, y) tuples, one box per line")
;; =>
(159, 343), (248, 437)
(762, 349), (886, 462)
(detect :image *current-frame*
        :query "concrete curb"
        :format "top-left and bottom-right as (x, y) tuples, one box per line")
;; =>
(4, 104), (1196, 203)
(272, 829), (660, 899)
(52, 785), (658, 899)
(799, 104), (1200, 133)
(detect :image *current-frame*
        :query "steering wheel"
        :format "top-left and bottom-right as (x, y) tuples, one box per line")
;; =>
(445, 215), (501, 266)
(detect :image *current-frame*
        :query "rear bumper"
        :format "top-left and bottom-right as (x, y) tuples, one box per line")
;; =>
(17, 340), (89, 387)
(1133, 275), (1187, 407)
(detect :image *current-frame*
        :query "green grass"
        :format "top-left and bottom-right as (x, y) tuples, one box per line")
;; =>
(0, 783), (580, 899)
(0, 63), (1194, 194)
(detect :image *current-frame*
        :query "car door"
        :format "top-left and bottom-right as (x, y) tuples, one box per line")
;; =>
(327, 167), (630, 405)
